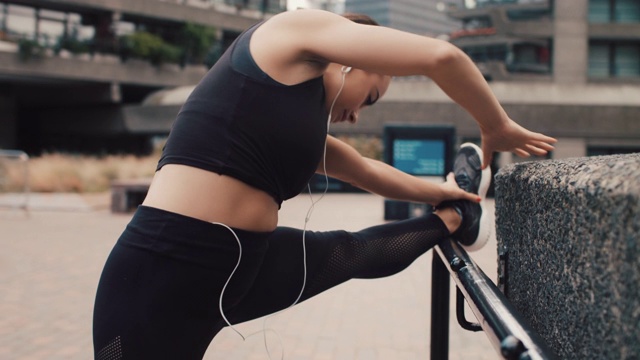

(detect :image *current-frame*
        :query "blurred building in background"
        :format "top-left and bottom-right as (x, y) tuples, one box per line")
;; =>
(0, 0), (638, 163)
(344, 0), (460, 36)
(0, 0), (285, 154)
(305, 0), (345, 13)
(330, 0), (640, 164)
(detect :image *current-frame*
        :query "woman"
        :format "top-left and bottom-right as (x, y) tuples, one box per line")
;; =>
(93, 9), (556, 359)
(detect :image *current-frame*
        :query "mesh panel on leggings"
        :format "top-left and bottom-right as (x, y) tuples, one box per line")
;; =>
(302, 216), (448, 301)
(96, 336), (122, 360)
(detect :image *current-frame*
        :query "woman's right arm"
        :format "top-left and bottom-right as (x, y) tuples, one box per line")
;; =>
(318, 136), (480, 206)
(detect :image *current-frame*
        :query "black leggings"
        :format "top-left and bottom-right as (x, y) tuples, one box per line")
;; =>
(93, 205), (449, 360)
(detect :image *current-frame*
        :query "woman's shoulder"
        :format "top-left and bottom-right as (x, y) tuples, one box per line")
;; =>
(264, 8), (347, 31)
(249, 9), (339, 83)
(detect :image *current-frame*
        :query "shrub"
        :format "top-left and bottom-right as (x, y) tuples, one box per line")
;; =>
(55, 28), (90, 55)
(336, 135), (383, 160)
(181, 23), (217, 65)
(119, 31), (181, 66)
(17, 38), (45, 61)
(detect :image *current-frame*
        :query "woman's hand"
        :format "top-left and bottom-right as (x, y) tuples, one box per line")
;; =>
(480, 118), (557, 169)
(437, 172), (482, 206)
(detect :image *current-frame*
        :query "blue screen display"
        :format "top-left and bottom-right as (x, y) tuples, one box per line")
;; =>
(392, 139), (445, 176)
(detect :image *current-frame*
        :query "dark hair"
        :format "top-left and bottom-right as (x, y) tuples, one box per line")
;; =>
(343, 13), (379, 26)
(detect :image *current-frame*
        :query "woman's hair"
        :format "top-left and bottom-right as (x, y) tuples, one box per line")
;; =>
(343, 13), (379, 26)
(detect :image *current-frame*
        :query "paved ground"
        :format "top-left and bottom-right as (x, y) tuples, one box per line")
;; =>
(0, 192), (499, 359)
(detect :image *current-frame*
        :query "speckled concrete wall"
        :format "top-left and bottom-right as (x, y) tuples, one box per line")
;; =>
(494, 153), (640, 360)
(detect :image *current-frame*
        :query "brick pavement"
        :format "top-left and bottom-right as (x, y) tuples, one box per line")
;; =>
(0, 193), (498, 359)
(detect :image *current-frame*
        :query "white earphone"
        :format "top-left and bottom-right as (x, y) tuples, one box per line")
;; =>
(217, 62), (352, 360)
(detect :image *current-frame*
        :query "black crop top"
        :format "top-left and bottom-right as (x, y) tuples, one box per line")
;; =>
(157, 22), (329, 206)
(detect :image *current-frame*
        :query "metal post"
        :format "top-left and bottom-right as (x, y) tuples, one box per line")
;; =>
(430, 250), (450, 359)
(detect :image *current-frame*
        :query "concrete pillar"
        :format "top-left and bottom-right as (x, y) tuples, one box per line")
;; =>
(111, 82), (121, 103)
(552, 137), (586, 159)
(497, 151), (513, 168)
(553, 0), (589, 84)
(495, 154), (640, 359)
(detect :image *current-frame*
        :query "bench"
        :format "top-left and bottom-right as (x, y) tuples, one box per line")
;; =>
(110, 178), (152, 213)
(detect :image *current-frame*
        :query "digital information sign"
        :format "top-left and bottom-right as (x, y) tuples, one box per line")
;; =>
(383, 125), (455, 220)
(392, 139), (445, 177)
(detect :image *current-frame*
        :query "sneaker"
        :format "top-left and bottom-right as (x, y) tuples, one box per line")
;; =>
(439, 143), (492, 251)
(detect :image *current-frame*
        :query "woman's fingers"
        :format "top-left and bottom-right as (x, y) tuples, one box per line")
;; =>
(446, 172), (456, 183)
(514, 148), (531, 157)
(481, 119), (558, 162)
(443, 172), (480, 203)
(524, 143), (550, 156)
(532, 140), (556, 152)
(466, 191), (482, 202)
(536, 133), (558, 145)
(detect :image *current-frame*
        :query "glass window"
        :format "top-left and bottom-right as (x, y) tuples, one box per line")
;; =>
(463, 17), (492, 30)
(39, 9), (66, 21)
(67, 13), (94, 41)
(509, 42), (551, 73)
(587, 146), (640, 156)
(113, 21), (135, 36)
(614, 44), (640, 77)
(589, 0), (611, 22)
(0, 4), (7, 35)
(38, 18), (64, 46)
(487, 45), (508, 61)
(589, 0), (640, 23)
(6, 5), (36, 38)
(514, 44), (538, 63)
(589, 42), (640, 78)
(588, 43), (610, 77)
(463, 45), (508, 63)
(615, 0), (640, 23)
(507, 8), (551, 21)
(464, 0), (528, 9)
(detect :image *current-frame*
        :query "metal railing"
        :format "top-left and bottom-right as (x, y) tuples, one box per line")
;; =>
(0, 150), (30, 215)
(430, 238), (558, 359)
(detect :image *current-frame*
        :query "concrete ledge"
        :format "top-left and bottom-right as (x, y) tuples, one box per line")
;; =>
(494, 153), (640, 360)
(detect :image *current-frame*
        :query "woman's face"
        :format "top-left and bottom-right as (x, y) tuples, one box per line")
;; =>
(323, 64), (391, 124)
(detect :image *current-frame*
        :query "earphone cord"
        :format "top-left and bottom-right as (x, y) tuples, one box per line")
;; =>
(216, 69), (349, 359)
(214, 221), (246, 340)
(289, 68), (348, 307)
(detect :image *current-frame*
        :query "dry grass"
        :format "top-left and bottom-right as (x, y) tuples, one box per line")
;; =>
(0, 153), (159, 193)
(0, 135), (381, 193)
(336, 135), (383, 160)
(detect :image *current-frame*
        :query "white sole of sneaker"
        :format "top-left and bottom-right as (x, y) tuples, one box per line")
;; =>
(459, 142), (492, 252)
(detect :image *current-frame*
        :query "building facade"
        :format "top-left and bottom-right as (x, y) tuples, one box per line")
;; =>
(134, 0), (640, 167)
(0, 0), (284, 153)
(344, 0), (460, 37)
(445, 0), (640, 85)
(442, 0), (640, 158)
(329, 0), (640, 166)
(1, 0), (638, 164)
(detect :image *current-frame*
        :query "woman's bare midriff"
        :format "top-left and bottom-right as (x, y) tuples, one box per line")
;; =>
(142, 164), (279, 232)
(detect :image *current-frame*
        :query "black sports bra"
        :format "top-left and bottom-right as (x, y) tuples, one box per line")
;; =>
(157, 22), (329, 206)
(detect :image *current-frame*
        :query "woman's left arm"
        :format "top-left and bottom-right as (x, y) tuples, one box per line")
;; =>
(317, 136), (480, 206)
(279, 10), (556, 168)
